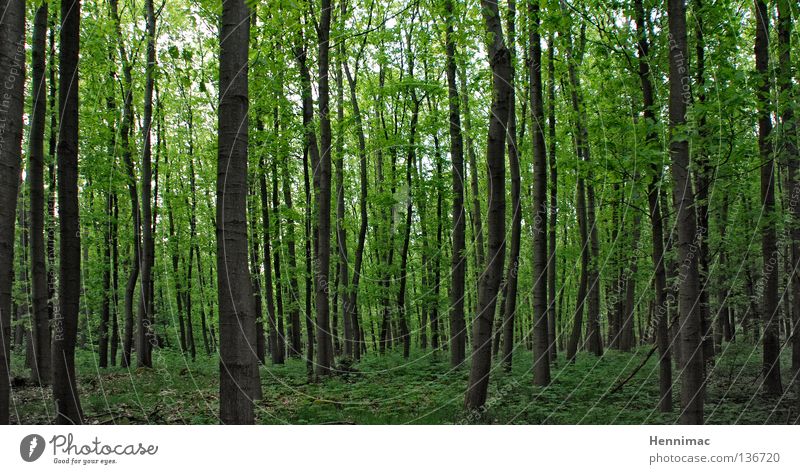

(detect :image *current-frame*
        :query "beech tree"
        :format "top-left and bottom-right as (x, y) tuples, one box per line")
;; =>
(53, 0), (83, 425)
(0, 0), (26, 426)
(217, 0), (259, 424)
(465, 0), (511, 410)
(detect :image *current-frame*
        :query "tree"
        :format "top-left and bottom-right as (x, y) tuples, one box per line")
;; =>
(465, 0), (511, 410)
(754, 0), (782, 396)
(529, 0), (550, 385)
(29, 0), (52, 386)
(667, 0), (704, 424)
(634, 0), (670, 412)
(314, 0), (335, 376)
(109, 0), (141, 369)
(443, 0), (467, 367)
(0, 0), (26, 425)
(137, 0), (157, 368)
(217, 0), (260, 424)
(777, 0), (799, 380)
(53, 0), (83, 425)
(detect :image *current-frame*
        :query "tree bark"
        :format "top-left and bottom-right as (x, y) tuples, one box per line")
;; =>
(635, 0), (671, 412)
(217, 0), (259, 424)
(314, 0), (335, 376)
(668, 0), (704, 424)
(136, 0), (156, 368)
(29, 1), (52, 384)
(546, 33), (558, 363)
(0, 0), (26, 425)
(777, 0), (800, 380)
(529, 0), (550, 385)
(53, 0), (83, 424)
(754, 0), (783, 396)
(444, 0), (467, 367)
(465, 0), (511, 409)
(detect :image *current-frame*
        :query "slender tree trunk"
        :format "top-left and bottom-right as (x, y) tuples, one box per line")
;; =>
(529, 1), (550, 385)
(259, 133), (281, 364)
(29, 1), (52, 384)
(334, 42), (353, 358)
(343, 57), (368, 361)
(668, 0), (704, 424)
(546, 34), (558, 363)
(272, 154), (286, 361)
(53, 0), (83, 424)
(444, 0), (467, 367)
(777, 0), (800, 379)
(465, 0), (511, 409)
(217, 0), (259, 424)
(0, 0), (26, 425)
(111, 194), (120, 366)
(281, 154), (302, 358)
(110, 0), (140, 369)
(313, 0), (334, 375)
(136, 0), (156, 368)
(693, 0), (714, 363)
(634, 0), (671, 412)
(754, 0), (783, 396)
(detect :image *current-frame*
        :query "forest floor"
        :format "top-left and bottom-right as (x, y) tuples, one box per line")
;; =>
(8, 341), (799, 424)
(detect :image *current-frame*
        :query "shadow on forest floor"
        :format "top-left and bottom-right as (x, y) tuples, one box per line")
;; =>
(8, 341), (799, 424)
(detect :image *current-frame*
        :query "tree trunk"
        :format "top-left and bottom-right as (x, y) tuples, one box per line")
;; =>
(343, 56), (368, 361)
(136, 0), (156, 368)
(0, 0), (26, 424)
(217, 0), (259, 424)
(110, 0), (140, 369)
(668, 0), (704, 424)
(465, 0), (511, 409)
(529, 1), (550, 385)
(53, 0), (83, 424)
(29, 1), (52, 384)
(754, 0), (783, 396)
(444, 0), (467, 367)
(777, 0), (799, 381)
(635, 0), (671, 412)
(314, 0), (334, 375)
(546, 33), (558, 364)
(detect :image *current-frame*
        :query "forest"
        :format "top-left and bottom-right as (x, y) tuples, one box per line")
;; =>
(0, 0), (799, 425)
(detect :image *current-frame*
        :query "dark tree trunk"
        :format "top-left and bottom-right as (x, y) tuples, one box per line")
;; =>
(546, 34), (558, 363)
(281, 154), (302, 358)
(217, 0), (259, 424)
(334, 38), (353, 358)
(693, 0), (714, 363)
(635, 0), (671, 412)
(53, 0), (83, 425)
(754, 0), (783, 396)
(272, 154), (286, 361)
(668, 0), (704, 424)
(444, 0), (467, 367)
(29, 1), (52, 384)
(0, 0), (26, 425)
(110, 0), (140, 369)
(500, 0), (521, 371)
(563, 11), (591, 363)
(111, 194), (120, 366)
(529, 1), (550, 385)
(465, 0), (511, 409)
(314, 0), (334, 375)
(259, 126), (281, 365)
(343, 56), (368, 361)
(777, 0), (800, 378)
(136, 0), (156, 368)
